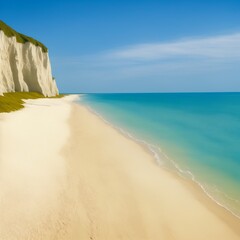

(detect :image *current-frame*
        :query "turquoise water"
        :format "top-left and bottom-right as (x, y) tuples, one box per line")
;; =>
(79, 93), (240, 217)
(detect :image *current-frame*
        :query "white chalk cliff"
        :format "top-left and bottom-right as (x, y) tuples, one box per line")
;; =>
(0, 21), (58, 96)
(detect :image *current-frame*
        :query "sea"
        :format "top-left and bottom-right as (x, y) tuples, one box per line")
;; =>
(79, 93), (240, 218)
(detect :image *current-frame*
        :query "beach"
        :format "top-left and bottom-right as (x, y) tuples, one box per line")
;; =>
(0, 96), (240, 239)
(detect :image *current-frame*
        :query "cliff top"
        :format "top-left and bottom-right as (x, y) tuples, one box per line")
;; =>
(0, 20), (48, 52)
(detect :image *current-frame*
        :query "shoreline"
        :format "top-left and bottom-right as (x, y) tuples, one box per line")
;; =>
(82, 102), (240, 221)
(65, 102), (240, 239)
(0, 97), (239, 239)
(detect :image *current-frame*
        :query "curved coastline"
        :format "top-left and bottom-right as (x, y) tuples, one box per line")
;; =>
(67, 102), (240, 239)
(0, 96), (239, 239)
(80, 98), (240, 220)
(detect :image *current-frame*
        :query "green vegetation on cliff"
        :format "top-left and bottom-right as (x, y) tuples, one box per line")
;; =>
(0, 20), (48, 52)
(0, 92), (64, 113)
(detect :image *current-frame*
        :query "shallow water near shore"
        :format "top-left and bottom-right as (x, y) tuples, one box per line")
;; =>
(79, 93), (240, 218)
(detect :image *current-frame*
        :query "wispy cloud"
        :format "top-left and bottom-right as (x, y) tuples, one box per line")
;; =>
(54, 32), (240, 92)
(105, 33), (240, 61)
(54, 32), (240, 67)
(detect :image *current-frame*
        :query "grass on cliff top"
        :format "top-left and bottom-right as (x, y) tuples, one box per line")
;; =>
(0, 20), (48, 52)
(0, 92), (64, 113)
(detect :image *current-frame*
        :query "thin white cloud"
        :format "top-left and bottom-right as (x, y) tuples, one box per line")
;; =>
(54, 32), (240, 68)
(105, 33), (240, 61)
(54, 32), (240, 92)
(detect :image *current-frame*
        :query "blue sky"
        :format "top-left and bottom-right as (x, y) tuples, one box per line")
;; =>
(1, 0), (240, 93)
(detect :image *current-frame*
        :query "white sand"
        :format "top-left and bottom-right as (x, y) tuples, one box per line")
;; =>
(0, 97), (239, 239)
(0, 96), (75, 239)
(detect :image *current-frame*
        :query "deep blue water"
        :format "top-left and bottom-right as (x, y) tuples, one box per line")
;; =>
(79, 93), (240, 217)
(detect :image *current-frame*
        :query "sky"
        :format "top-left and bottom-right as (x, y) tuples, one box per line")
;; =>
(1, 0), (240, 93)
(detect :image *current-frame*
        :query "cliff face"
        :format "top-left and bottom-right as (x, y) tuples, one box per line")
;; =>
(0, 21), (58, 96)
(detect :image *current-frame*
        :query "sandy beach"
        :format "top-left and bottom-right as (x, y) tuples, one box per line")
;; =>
(0, 96), (240, 240)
